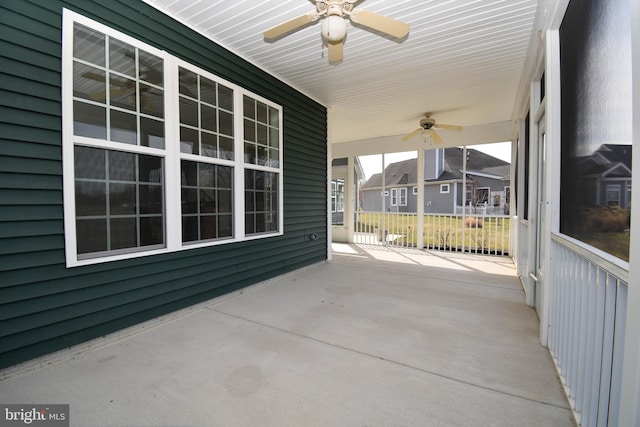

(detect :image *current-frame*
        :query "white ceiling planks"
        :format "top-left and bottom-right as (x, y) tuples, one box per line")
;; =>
(144, 0), (538, 143)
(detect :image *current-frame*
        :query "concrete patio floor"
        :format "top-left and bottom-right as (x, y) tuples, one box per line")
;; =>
(0, 244), (574, 426)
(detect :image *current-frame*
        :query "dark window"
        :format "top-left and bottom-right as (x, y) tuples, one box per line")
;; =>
(559, 0), (632, 260)
(181, 161), (233, 243)
(245, 170), (279, 234)
(179, 67), (235, 160)
(75, 147), (164, 256)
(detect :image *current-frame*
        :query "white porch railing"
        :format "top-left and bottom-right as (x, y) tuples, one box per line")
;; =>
(354, 211), (510, 256)
(548, 234), (629, 427)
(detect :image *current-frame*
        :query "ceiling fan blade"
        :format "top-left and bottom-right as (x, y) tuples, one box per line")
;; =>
(350, 10), (409, 39)
(264, 12), (318, 41)
(431, 129), (443, 144)
(90, 90), (106, 102)
(328, 40), (343, 64)
(436, 124), (463, 131)
(402, 128), (422, 141)
(82, 71), (105, 81)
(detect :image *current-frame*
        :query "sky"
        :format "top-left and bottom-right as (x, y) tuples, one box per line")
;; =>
(357, 141), (512, 180)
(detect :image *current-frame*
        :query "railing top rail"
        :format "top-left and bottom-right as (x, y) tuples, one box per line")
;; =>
(357, 211), (510, 219)
(551, 232), (629, 283)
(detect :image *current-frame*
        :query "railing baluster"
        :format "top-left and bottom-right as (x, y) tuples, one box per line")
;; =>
(546, 239), (628, 427)
(596, 273), (616, 427)
(608, 279), (627, 427)
(353, 212), (510, 255)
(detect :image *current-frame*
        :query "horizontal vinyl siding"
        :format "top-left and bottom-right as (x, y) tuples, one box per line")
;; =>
(0, 0), (327, 368)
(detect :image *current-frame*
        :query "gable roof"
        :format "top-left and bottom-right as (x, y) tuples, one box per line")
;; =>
(361, 148), (510, 189)
(576, 144), (633, 177)
(595, 144), (632, 169)
(362, 158), (417, 189)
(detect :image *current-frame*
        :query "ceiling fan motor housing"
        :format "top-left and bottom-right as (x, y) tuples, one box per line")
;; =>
(319, 1), (348, 42)
(419, 117), (436, 130)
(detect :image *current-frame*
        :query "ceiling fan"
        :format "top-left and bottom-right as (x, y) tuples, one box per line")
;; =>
(402, 113), (463, 144)
(263, 0), (410, 64)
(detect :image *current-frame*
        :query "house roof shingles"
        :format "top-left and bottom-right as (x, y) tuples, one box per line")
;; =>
(362, 148), (510, 188)
(576, 144), (632, 177)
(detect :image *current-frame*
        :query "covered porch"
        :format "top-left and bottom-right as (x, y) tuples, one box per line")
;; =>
(0, 245), (573, 426)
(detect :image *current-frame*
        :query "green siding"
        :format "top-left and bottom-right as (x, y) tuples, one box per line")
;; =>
(0, 0), (327, 368)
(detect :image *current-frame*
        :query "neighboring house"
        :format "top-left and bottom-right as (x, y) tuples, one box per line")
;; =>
(575, 144), (632, 209)
(360, 148), (510, 214)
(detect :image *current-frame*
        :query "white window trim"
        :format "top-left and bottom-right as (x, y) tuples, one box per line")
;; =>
(62, 9), (283, 267)
(390, 188), (398, 206)
(475, 187), (490, 204)
(440, 184), (450, 194)
(399, 187), (407, 206)
(412, 186), (418, 195)
(331, 181), (337, 212)
(331, 179), (345, 213)
(606, 184), (621, 205)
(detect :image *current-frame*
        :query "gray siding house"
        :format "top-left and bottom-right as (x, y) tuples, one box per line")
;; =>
(575, 144), (633, 209)
(361, 148), (510, 214)
(0, 1), (327, 368)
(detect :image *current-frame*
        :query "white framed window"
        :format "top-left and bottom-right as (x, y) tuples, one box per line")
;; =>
(412, 186), (418, 195)
(177, 63), (237, 244)
(331, 179), (345, 212)
(390, 188), (398, 206)
(475, 187), (490, 205)
(440, 184), (450, 194)
(331, 181), (336, 212)
(606, 184), (620, 206)
(492, 192), (501, 207)
(62, 10), (283, 267)
(399, 187), (407, 206)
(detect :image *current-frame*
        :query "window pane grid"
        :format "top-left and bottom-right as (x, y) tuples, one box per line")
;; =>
(75, 147), (164, 257)
(179, 67), (235, 160)
(67, 15), (284, 265)
(243, 95), (280, 168)
(245, 170), (279, 235)
(399, 187), (407, 206)
(181, 160), (234, 243)
(72, 23), (165, 149)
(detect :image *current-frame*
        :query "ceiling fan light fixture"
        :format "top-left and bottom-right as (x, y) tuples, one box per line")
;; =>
(321, 15), (347, 42)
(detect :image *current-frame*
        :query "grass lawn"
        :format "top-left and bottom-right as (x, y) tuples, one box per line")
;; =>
(573, 232), (630, 262)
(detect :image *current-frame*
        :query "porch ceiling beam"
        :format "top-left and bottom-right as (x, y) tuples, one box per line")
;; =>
(331, 121), (513, 158)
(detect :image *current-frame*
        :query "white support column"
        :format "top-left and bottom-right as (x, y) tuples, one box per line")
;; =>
(618, 0), (640, 423)
(539, 29), (562, 347)
(346, 156), (355, 243)
(462, 146), (467, 253)
(510, 138), (517, 260)
(417, 150), (424, 249)
(327, 109), (334, 261)
(527, 78), (540, 310)
(381, 153), (386, 236)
